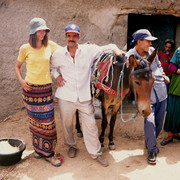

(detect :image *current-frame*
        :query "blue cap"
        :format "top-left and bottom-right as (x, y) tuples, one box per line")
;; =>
(132, 29), (157, 42)
(65, 24), (80, 34)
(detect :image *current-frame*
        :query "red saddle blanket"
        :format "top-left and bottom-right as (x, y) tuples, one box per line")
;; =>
(92, 52), (129, 97)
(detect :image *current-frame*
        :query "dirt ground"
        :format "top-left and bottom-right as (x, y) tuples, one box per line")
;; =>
(1, 102), (180, 180)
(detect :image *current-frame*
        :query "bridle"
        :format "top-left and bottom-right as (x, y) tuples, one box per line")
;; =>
(117, 60), (152, 123)
(131, 67), (151, 75)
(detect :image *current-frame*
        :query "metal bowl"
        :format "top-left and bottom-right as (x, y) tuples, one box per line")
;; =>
(0, 138), (26, 166)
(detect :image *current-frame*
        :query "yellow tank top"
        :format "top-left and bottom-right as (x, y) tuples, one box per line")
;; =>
(17, 40), (59, 85)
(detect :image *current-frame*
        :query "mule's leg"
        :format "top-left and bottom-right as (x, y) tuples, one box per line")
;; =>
(99, 106), (108, 148)
(108, 104), (121, 150)
(108, 112), (118, 150)
(75, 111), (83, 137)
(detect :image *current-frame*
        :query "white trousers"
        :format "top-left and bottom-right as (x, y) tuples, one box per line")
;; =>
(57, 98), (102, 158)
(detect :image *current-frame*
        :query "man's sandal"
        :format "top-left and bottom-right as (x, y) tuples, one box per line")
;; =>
(147, 152), (157, 165)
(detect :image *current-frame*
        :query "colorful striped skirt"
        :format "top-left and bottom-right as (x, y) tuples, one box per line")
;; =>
(22, 84), (57, 157)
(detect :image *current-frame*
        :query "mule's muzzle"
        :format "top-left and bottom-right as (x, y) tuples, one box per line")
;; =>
(138, 103), (152, 118)
(141, 109), (151, 118)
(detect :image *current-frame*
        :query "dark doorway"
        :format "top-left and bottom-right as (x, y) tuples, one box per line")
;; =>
(127, 14), (179, 51)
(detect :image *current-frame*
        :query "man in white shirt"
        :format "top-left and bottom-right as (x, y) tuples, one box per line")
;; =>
(51, 24), (122, 167)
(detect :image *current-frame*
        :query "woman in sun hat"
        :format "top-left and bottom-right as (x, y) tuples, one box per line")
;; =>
(15, 17), (62, 167)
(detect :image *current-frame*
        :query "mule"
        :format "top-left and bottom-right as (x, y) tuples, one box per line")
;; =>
(76, 47), (157, 150)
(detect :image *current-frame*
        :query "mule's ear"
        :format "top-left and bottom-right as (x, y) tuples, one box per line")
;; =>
(129, 55), (140, 68)
(147, 44), (159, 64)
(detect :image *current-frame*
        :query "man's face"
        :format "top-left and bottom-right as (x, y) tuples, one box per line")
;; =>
(164, 43), (172, 53)
(65, 32), (80, 48)
(138, 39), (152, 53)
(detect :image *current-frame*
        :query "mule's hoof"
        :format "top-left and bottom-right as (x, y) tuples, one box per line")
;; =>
(77, 132), (83, 138)
(100, 143), (106, 152)
(101, 146), (106, 153)
(101, 143), (104, 148)
(109, 142), (115, 150)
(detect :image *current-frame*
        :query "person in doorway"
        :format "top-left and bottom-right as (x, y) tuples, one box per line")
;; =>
(50, 24), (122, 167)
(158, 39), (175, 79)
(160, 47), (180, 145)
(126, 29), (169, 165)
(15, 17), (61, 167)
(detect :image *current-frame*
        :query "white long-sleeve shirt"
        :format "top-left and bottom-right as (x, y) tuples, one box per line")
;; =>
(51, 43), (121, 102)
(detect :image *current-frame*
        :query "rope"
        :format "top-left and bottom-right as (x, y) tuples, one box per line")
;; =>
(105, 55), (114, 82)
(0, 154), (32, 180)
(117, 62), (137, 123)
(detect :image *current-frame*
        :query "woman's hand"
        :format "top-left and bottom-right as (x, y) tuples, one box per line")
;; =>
(56, 75), (66, 87)
(163, 75), (170, 84)
(20, 80), (33, 91)
(15, 61), (32, 91)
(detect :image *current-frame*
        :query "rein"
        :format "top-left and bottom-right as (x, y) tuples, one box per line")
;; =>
(117, 62), (137, 123)
(131, 67), (151, 75)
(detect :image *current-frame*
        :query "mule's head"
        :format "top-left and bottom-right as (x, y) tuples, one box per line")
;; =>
(129, 46), (158, 117)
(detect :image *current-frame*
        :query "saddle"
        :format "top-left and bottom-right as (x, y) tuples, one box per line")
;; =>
(91, 51), (129, 97)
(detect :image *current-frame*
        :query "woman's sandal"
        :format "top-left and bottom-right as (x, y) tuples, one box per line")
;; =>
(34, 152), (42, 159)
(45, 156), (61, 167)
(173, 133), (180, 140)
(160, 136), (173, 146)
(55, 152), (64, 163)
(34, 151), (64, 167)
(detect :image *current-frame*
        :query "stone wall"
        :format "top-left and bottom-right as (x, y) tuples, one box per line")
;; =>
(0, 0), (180, 120)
